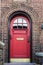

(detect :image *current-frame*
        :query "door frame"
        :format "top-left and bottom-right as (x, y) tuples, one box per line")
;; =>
(8, 11), (32, 62)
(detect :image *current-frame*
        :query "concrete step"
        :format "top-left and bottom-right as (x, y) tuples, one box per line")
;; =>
(4, 62), (35, 65)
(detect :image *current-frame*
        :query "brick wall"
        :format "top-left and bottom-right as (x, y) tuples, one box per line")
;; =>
(0, 0), (43, 63)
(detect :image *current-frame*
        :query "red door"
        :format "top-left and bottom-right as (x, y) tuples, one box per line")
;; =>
(10, 16), (30, 62)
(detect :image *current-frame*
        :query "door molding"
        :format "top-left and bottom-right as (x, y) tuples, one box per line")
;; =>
(8, 11), (32, 62)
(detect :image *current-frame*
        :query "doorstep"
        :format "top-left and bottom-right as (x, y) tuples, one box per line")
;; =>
(4, 62), (35, 65)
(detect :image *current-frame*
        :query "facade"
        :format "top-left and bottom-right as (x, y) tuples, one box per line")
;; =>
(0, 0), (43, 63)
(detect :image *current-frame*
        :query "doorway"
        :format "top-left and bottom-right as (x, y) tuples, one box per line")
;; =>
(8, 11), (32, 62)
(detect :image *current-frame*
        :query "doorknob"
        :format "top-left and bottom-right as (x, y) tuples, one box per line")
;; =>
(28, 37), (30, 42)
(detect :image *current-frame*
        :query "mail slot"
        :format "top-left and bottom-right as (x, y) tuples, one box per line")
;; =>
(16, 38), (24, 40)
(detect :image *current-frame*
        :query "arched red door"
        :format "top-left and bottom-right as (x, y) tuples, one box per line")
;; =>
(10, 16), (30, 62)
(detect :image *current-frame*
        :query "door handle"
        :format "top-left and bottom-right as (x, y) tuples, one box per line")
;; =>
(28, 37), (30, 42)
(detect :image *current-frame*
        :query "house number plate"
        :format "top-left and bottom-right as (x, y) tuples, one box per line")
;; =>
(16, 38), (24, 40)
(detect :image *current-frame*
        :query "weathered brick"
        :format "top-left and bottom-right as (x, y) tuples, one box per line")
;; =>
(0, 0), (43, 63)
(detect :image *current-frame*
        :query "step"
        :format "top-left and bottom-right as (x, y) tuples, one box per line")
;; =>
(4, 62), (35, 65)
(10, 58), (30, 62)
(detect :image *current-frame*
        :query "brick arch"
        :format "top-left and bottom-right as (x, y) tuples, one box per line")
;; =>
(6, 7), (39, 23)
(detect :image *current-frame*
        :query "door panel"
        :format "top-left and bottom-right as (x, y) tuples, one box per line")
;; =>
(10, 30), (30, 58)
